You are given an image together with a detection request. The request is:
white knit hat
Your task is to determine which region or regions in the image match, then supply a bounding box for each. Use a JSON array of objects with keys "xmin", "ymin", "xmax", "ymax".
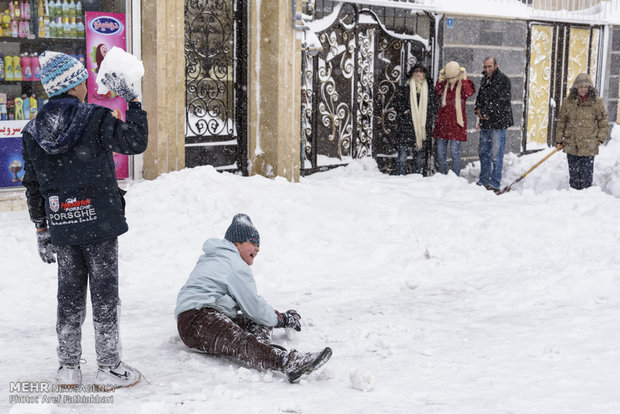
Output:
[
  {"xmin": 444, "ymin": 61, "xmax": 461, "ymax": 79},
  {"xmin": 40, "ymin": 51, "xmax": 89, "ymax": 97}
]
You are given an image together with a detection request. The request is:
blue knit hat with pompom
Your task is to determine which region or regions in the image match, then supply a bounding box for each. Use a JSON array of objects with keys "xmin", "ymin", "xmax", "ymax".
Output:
[{"xmin": 40, "ymin": 51, "xmax": 89, "ymax": 97}]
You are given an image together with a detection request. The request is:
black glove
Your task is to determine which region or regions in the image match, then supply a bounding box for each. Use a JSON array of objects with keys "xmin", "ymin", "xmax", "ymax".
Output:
[
  {"xmin": 101, "ymin": 72, "xmax": 138, "ymax": 102},
  {"xmin": 275, "ymin": 309, "xmax": 301, "ymax": 332},
  {"xmin": 37, "ymin": 229, "xmax": 56, "ymax": 264}
]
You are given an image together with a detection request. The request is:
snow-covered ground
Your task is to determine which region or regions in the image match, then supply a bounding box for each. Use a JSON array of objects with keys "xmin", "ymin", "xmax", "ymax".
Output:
[{"xmin": 2, "ymin": 126, "xmax": 620, "ymax": 414}]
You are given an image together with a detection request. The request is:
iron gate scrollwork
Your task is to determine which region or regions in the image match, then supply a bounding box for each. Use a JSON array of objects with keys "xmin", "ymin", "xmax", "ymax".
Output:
[
  {"xmin": 185, "ymin": 0, "xmax": 247, "ymax": 173},
  {"xmin": 301, "ymin": 3, "xmax": 433, "ymax": 175}
]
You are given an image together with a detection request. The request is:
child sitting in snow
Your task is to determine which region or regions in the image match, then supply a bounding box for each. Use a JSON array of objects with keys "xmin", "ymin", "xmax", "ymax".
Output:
[{"xmin": 175, "ymin": 214, "xmax": 332, "ymax": 382}]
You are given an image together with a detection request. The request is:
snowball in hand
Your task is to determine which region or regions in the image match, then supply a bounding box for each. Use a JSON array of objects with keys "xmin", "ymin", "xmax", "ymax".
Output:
[{"xmin": 95, "ymin": 47, "xmax": 144, "ymax": 95}]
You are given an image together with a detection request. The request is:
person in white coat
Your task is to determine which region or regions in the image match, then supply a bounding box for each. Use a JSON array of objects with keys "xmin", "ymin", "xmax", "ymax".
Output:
[{"xmin": 175, "ymin": 214, "xmax": 332, "ymax": 382}]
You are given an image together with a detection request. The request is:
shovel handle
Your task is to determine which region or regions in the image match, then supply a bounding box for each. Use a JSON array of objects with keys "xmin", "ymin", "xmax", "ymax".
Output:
[
  {"xmin": 497, "ymin": 148, "xmax": 559, "ymax": 194},
  {"xmin": 519, "ymin": 148, "xmax": 559, "ymax": 180}
]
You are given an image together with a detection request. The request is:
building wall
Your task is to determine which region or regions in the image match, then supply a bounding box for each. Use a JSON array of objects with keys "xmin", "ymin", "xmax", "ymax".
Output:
[
  {"xmin": 141, "ymin": 0, "xmax": 185, "ymax": 180},
  {"xmin": 439, "ymin": 16, "xmax": 528, "ymax": 162},
  {"xmin": 608, "ymin": 26, "xmax": 620, "ymax": 124},
  {"xmin": 247, "ymin": 0, "xmax": 302, "ymax": 182}
]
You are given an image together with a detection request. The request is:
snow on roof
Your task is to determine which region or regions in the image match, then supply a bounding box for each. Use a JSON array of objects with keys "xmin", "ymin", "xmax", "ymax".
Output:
[{"xmin": 332, "ymin": 0, "xmax": 620, "ymax": 24}]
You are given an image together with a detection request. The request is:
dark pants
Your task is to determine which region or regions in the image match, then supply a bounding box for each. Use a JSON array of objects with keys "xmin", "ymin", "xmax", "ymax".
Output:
[
  {"xmin": 177, "ymin": 308, "xmax": 286, "ymax": 371},
  {"xmin": 55, "ymin": 238, "xmax": 120, "ymax": 367},
  {"xmin": 567, "ymin": 154, "xmax": 594, "ymax": 190}
]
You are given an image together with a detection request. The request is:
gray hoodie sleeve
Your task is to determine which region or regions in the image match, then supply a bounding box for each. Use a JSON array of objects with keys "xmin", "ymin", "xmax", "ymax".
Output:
[{"xmin": 227, "ymin": 265, "xmax": 278, "ymax": 327}]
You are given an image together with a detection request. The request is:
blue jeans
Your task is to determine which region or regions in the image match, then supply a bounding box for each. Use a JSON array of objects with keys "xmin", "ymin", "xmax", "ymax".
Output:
[
  {"xmin": 436, "ymin": 139, "xmax": 461, "ymax": 175},
  {"xmin": 396, "ymin": 145, "xmax": 423, "ymax": 175},
  {"xmin": 567, "ymin": 154, "xmax": 594, "ymax": 189},
  {"xmin": 478, "ymin": 129, "xmax": 507, "ymax": 189}
]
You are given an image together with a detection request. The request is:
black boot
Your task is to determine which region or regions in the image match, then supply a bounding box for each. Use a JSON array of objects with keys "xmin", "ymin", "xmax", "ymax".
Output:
[{"xmin": 283, "ymin": 347, "xmax": 332, "ymax": 383}]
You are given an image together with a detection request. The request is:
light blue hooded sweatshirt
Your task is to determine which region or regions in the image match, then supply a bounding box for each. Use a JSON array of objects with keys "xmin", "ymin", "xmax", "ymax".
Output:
[{"xmin": 174, "ymin": 238, "xmax": 278, "ymax": 326}]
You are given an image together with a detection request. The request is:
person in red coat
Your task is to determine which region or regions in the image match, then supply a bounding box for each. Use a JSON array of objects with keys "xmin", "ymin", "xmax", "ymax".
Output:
[{"xmin": 432, "ymin": 61, "xmax": 476, "ymax": 175}]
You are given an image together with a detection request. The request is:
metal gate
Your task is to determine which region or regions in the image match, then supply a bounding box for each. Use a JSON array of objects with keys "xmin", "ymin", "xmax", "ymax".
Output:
[
  {"xmin": 301, "ymin": 3, "xmax": 434, "ymax": 175},
  {"xmin": 525, "ymin": 22, "xmax": 602, "ymax": 149},
  {"xmin": 184, "ymin": 0, "xmax": 248, "ymax": 173}
]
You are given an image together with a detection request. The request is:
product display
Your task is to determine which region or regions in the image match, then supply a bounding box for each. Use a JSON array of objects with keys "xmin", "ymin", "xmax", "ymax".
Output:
[{"xmin": 1, "ymin": 0, "xmax": 129, "ymax": 189}]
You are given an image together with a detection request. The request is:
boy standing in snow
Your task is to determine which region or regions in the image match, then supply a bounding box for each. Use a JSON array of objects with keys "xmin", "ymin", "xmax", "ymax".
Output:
[
  {"xmin": 21, "ymin": 51, "xmax": 148, "ymax": 388},
  {"xmin": 175, "ymin": 214, "xmax": 332, "ymax": 383}
]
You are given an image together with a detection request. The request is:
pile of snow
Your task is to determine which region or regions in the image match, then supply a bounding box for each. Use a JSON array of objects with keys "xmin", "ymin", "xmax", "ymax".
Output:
[{"xmin": 1, "ymin": 125, "xmax": 619, "ymax": 413}]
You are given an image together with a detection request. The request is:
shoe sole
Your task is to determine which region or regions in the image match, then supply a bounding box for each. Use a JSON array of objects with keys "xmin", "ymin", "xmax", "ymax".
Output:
[
  {"xmin": 287, "ymin": 347, "xmax": 332, "ymax": 383},
  {"xmin": 94, "ymin": 373, "xmax": 141, "ymax": 391}
]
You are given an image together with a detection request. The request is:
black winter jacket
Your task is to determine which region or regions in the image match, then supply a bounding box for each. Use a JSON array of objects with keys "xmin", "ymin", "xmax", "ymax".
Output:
[
  {"xmin": 22, "ymin": 95, "xmax": 148, "ymax": 245},
  {"xmin": 392, "ymin": 78, "xmax": 438, "ymax": 148},
  {"xmin": 475, "ymin": 68, "xmax": 514, "ymax": 130}
]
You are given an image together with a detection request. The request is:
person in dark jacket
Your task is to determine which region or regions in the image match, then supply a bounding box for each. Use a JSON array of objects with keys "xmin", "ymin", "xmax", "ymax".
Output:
[
  {"xmin": 555, "ymin": 73, "xmax": 609, "ymax": 189},
  {"xmin": 175, "ymin": 214, "xmax": 332, "ymax": 383},
  {"xmin": 21, "ymin": 51, "xmax": 148, "ymax": 389},
  {"xmin": 392, "ymin": 63, "xmax": 438, "ymax": 175},
  {"xmin": 475, "ymin": 57, "xmax": 514, "ymax": 192}
]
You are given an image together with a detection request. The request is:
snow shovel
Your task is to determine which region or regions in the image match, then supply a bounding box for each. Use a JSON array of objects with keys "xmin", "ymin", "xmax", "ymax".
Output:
[{"xmin": 497, "ymin": 148, "xmax": 559, "ymax": 195}]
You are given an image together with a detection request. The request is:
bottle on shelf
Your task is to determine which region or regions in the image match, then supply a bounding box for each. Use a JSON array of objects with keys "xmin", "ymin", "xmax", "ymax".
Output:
[
  {"xmin": 76, "ymin": 49, "xmax": 84, "ymax": 65},
  {"xmin": 69, "ymin": 16, "xmax": 76, "ymax": 37},
  {"xmin": 21, "ymin": 52, "xmax": 32, "ymax": 81},
  {"xmin": 76, "ymin": 16, "xmax": 84, "ymax": 37},
  {"xmin": 44, "ymin": 14, "xmax": 50, "ymax": 37},
  {"xmin": 38, "ymin": 16, "xmax": 45, "ymax": 37},
  {"xmin": 0, "ymin": 50, "xmax": 4, "ymax": 81},
  {"xmin": 31, "ymin": 52, "xmax": 40, "ymax": 81},
  {"xmin": 22, "ymin": 94, "xmax": 29, "ymax": 119},
  {"xmin": 55, "ymin": 16, "xmax": 63, "ymax": 37},
  {"xmin": 2, "ymin": 11, "xmax": 12, "ymax": 29},
  {"xmin": 29, "ymin": 94, "xmax": 37, "ymax": 119},
  {"xmin": 37, "ymin": 0, "xmax": 44, "ymax": 16},
  {"xmin": 49, "ymin": 16, "xmax": 56, "ymax": 37},
  {"xmin": 62, "ymin": 16, "xmax": 69, "ymax": 38},
  {"xmin": 48, "ymin": 0, "xmax": 57, "ymax": 19},
  {"xmin": 9, "ymin": 1, "xmax": 15, "ymax": 20},
  {"xmin": 76, "ymin": 0, "xmax": 81, "ymax": 17},
  {"xmin": 62, "ymin": 0, "xmax": 69, "ymax": 19},
  {"xmin": 11, "ymin": 19, "xmax": 19, "ymax": 37},
  {"xmin": 4, "ymin": 54, "xmax": 13, "ymax": 81},
  {"xmin": 23, "ymin": 0, "xmax": 31, "ymax": 20},
  {"xmin": 68, "ymin": 0, "xmax": 75, "ymax": 18},
  {"xmin": 14, "ymin": 96, "xmax": 23, "ymax": 120},
  {"xmin": 8, "ymin": 99, "xmax": 15, "ymax": 120},
  {"xmin": 13, "ymin": 55, "xmax": 22, "ymax": 80},
  {"xmin": 0, "ymin": 93, "xmax": 7, "ymax": 121},
  {"xmin": 19, "ymin": 18, "xmax": 30, "ymax": 38},
  {"xmin": 14, "ymin": 1, "xmax": 21, "ymax": 19}
]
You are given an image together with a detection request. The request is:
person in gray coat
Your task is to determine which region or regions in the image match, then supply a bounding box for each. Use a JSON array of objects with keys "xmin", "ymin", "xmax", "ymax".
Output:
[{"xmin": 175, "ymin": 214, "xmax": 332, "ymax": 383}]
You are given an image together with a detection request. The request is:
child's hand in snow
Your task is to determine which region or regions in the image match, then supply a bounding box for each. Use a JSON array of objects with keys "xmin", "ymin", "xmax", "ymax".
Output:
[{"xmin": 101, "ymin": 72, "xmax": 139, "ymax": 102}]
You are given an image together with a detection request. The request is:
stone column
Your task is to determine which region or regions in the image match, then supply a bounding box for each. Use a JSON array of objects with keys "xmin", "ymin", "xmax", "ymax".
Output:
[
  {"xmin": 141, "ymin": 0, "xmax": 186, "ymax": 180},
  {"xmin": 248, "ymin": 0, "xmax": 302, "ymax": 182}
]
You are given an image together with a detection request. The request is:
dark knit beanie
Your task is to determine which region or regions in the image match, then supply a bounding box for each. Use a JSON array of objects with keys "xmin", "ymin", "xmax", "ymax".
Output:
[{"xmin": 224, "ymin": 214, "xmax": 260, "ymax": 247}]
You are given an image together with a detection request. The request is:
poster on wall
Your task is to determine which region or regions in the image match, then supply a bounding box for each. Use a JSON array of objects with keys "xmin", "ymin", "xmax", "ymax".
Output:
[
  {"xmin": 0, "ymin": 121, "xmax": 29, "ymax": 188},
  {"xmin": 85, "ymin": 11, "xmax": 129, "ymax": 179}
]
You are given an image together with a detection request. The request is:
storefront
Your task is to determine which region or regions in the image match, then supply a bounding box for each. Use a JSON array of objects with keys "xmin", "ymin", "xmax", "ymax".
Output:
[{"xmin": 0, "ymin": 0, "xmax": 139, "ymax": 196}]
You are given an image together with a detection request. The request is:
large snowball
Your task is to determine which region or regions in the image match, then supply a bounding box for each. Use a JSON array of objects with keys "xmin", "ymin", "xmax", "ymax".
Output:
[{"xmin": 95, "ymin": 47, "xmax": 145, "ymax": 95}]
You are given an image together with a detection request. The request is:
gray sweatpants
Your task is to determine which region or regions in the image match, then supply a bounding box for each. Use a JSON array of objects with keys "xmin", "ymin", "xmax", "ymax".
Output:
[
  {"xmin": 177, "ymin": 308, "xmax": 287, "ymax": 371},
  {"xmin": 55, "ymin": 238, "xmax": 121, "ymax": 367}
]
